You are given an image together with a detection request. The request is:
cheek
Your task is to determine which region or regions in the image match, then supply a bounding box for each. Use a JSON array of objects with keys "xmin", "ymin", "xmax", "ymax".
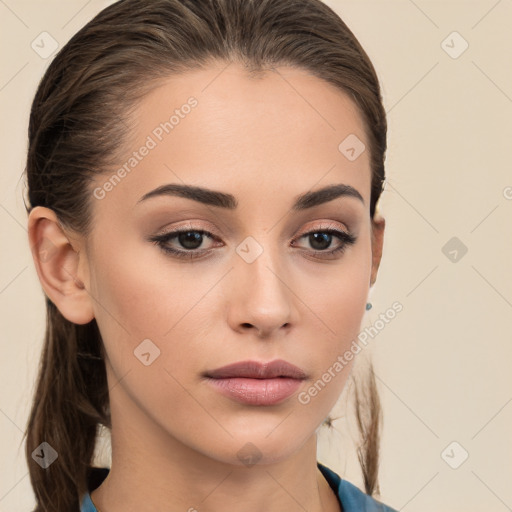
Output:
[
  {"xmin": 87, "ymin": 232, "xmax": 223, "ymax": 394},
  {"xmin": 300, "ymin": 232, "xmax": 372, "ymax": 338},
  {"xmin": 86, "ymin": 233, "xmax": 166, "ymax": 360},
  {"xmin": 296, "ymin": 233, "xmax": 372, "ymax": 396},
  {"xmin": 88, "ymin": 224, "xmax": 178, "ymax": 326}
]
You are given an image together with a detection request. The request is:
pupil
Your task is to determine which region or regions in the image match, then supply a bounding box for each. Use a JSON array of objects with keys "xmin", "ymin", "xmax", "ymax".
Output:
[
  {"xmin": 179, "ymin": 231, "xmax": 202, "ymax": 249},
  {"xmin": 310, "ymin": 233, "xmax": 331, "ymax": 250}
]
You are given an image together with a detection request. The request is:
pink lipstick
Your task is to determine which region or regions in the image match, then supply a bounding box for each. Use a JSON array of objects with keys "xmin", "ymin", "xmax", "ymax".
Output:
[{"xmin": 204, "ymin": 359, "xmax": 307, "ymax": 406}]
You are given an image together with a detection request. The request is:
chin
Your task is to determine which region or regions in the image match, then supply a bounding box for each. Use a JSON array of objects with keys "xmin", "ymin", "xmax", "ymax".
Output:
[{"xmin": 209, "ymin": 427, "xmax": 312, "ymax": 468}]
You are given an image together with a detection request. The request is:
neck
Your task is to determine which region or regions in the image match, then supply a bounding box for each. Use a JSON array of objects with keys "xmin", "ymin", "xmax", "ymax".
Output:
[{"xmin": 91, "ymin": 435, "xmax": 339, "ymax": 512}]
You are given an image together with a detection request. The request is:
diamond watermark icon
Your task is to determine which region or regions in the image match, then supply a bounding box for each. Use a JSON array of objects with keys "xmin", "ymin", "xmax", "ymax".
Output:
[
  {"xmin": 441, "ymin": 441, "xmax": 469, "ymax": 469},
  {"xmin": 236, "ymin": 442, "xmax": 262, "ymax": 467},
  {"xmin": 32, "ymin": 442, "xmax": 58, "ymax": 469},
  {"xmin": 236, "ymin": 236, "xmax": 264, "ymax": 264},
  {"xmin": 37, "ymin": 237, "xmax": 58, "ymax": 263},
  {"xmin": 31, "ymin": 31, "xmax": 59, "ymax": 59},
  {"xmin": 338, "ymin": 134, "xmax": 366, "ymax": 161},
  {"xmin": 134, "ymin": 338, "xmax": 161, "ymax": 366},
  {"xmin": 441, "ymin": 31, "xmax": 469, "ymax": 59},
  {"xmin": 442, "ymin": 236, "xmax": 468, "ymax": 263}
]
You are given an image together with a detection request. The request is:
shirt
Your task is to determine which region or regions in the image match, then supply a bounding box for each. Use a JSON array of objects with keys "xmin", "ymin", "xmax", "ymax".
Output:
[{"xmin": 80, "ymin": 462, "xmax": 399, "ymax": 512}]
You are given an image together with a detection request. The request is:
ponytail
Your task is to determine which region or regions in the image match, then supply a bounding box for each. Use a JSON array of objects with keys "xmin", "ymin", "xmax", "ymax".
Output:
[{"xmin": 23, "ymin": 300, "xmax": 109, "ymax": 511}]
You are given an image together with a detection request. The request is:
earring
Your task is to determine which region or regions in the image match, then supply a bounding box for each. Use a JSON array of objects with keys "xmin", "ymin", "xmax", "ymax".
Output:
[{"xmin": 365, "ymin": 302, "xmax": 372, "ymax": 311}]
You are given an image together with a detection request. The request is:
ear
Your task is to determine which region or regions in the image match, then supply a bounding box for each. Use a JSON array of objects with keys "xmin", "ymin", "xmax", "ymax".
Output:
[
  {"xmin": 369, "ymin": 214, "xmax": 385, "ymax": 287},
  {"xmin": 27, "ymin": 206, "xmax": 94, "ymax": 324}
]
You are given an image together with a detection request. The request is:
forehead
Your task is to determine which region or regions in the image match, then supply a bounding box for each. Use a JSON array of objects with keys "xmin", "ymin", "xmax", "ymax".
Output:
[{"xmin": 94, "ymin": 62, "xmax": 371, "ymax": 214}]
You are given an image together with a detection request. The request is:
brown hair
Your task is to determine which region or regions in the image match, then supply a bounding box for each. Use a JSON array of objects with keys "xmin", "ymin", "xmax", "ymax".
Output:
[{"xmin": 23, "ymin": 0, "xmax": 387, "ymax": 510}]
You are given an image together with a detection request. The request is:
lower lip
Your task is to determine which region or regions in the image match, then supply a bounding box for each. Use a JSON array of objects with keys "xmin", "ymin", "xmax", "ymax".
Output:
[{"xmin": 206, "ymin": 377, "xmax": 304, "ymax": 405}]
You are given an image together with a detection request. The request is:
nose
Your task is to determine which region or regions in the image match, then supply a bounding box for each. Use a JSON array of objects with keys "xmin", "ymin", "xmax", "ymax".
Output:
[{"xmin": 226, "ymin": 241, "xmax": 297, "ymax": 338}]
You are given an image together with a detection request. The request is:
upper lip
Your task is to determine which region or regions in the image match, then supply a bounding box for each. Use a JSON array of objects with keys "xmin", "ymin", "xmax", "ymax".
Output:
[{"xmin": 205, "ymin": 359, "xmax": 307, "ymax": 379}]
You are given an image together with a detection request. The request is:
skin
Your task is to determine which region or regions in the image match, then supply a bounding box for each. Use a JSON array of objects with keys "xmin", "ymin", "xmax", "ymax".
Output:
[{"xmin": 28, "ymin": 62, "xmax": 384, "ymax": 512}]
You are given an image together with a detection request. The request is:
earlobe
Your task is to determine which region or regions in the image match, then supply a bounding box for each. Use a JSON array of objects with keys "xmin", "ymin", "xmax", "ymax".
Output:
[
  {"xmin": 27, "ymin": 206, "xmax": 94, "ymax": 325},
  {"xmin": 369, "ymin": 214, "xmax": 385, "ymax": 287}
]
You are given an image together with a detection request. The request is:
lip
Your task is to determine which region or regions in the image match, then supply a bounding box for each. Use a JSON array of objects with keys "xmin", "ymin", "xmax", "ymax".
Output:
[
  {"xmin": 205, "ymin": 359, "xmax": 307, "ymax": 379},
  {"xmin": 204, "ymin": 359, "xmax": 307, "ymax": 406}
]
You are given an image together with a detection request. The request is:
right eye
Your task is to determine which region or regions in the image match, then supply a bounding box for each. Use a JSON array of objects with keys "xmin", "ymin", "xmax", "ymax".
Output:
[{"xmin": 149, "ymin": 227, "xmax": 222, "ymax": 260}]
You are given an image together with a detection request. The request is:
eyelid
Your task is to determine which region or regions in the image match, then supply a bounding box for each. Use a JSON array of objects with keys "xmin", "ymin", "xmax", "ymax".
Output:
[
  {"xmin": 296, "ymin": 220, "xmax": 349, "ymax": 236},
  {"xmin": 152, "ymin": 219, "xmax": 220, "ymax": 235}
]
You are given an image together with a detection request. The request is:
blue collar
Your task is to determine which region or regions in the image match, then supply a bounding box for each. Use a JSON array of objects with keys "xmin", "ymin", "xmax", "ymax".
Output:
[{"xmin": 317, "ymin": 462, "xmax": 398, "ymax": 511}]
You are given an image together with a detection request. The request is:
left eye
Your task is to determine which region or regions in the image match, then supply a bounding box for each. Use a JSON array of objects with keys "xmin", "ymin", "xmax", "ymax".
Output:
[
  {"xmin": 150, "ymin": 226, "xmax": 356, "ymax": 260},
  {"xmin": 292, "ymin": 228, "xmax": 357, "ymax": 258},
  {"xmin": 295, "ymin": 229, "xmax": 356, "ymax": 252}
]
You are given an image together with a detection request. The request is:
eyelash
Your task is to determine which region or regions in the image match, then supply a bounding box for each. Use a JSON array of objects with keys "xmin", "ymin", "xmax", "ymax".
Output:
[{"xmin": 149, "ymin": 224, "xmax": 357, "ymax": 261}]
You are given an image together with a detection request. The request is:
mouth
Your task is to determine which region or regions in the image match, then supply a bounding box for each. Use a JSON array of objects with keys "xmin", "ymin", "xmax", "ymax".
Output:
[{"xmin": 203, "ymin": 359, "xmax": 307, "ymax": 406}]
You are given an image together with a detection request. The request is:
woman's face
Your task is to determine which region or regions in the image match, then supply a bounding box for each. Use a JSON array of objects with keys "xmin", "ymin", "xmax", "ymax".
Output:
[{"xmin": 81, "ymin": 62, "xmax": 383, "ymax": 466}]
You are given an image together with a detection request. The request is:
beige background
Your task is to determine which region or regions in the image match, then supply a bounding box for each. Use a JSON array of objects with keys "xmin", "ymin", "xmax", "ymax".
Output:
[{"xmin": 1, "ymin": 1, "xmax": 511, "ymax": 511}]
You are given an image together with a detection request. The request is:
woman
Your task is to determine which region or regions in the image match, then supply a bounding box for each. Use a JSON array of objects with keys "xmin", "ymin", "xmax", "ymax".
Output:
[{"xmin": 24, "ymin": 0, "xmax": 398, "ymax": 510}]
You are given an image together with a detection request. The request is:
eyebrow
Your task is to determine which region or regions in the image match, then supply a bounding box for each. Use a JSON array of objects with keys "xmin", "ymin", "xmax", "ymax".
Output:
[{"xmin": 137, "ymin": 182, "xmax": 364, "ymax": 210}]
